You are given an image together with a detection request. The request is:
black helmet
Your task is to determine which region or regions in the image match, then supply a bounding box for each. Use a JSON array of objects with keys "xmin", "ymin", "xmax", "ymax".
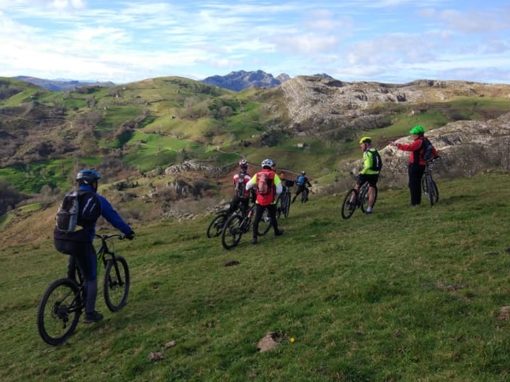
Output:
[{"xmin": 76, "ymin": 169, "xmax": 101, "ymax": 185}]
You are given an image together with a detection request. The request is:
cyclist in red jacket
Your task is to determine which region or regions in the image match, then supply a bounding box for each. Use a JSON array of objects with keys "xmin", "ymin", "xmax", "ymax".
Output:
[
  {"xmin": 392, "ymin": 125, "xmax": 438, "ymax": 206},
  {"xmin": 246, "ymin": 158, "xmax": 284, "ymax": 244}
]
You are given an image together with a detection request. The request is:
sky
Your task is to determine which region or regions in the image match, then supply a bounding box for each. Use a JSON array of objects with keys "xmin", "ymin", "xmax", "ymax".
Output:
[{"xmin": 1, "ymin": 0, "xmax": 509, "ymax": 84}]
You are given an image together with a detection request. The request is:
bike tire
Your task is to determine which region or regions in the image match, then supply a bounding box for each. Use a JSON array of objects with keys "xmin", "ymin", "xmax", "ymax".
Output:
[
  {"xmin": 422, "ymin": 176, "xmax": 439, "ymax": 206},
  {"xmin": 341, "ymin": 189, "xmax": 357, "ymax": 219},
  {"xmin": 104, "ymin": 256, "xmax": 130, "ymax": 312},
  {"xmin": 427, "ymin": 178, "xmax": 439, "ymax": 206},
  {"xmin": 37, "ymin": 278, "xmax": 81, "ymax": 346},
  {"xmin": 221, "ymin": 214, "xmax": 243, "ymax": 250},
  {"xmin": 206, "ymin": 213, "xmax": 226, "ymax": 238},
  {"xmin": 258, "ymin": 208, "xmax": 272, "ymax": 236},
  {"xmin": 360, "ymin": 185, "xmax": 378, "ymax": 213},
  {"xmin": 283, "ymin": 193, "xmax": 291, "ymax": 218}
]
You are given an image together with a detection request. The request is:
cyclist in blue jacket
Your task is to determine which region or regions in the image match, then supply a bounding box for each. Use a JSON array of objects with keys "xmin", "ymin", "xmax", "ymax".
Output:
[{"xmin": 54, "ymin": 169, "xmax": 134, "ymax": 323}]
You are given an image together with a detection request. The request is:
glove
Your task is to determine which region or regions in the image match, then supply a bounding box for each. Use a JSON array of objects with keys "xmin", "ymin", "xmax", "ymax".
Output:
[{"xmin": 125, "ymin": 231, "xmax": 135, "ymax": 240}]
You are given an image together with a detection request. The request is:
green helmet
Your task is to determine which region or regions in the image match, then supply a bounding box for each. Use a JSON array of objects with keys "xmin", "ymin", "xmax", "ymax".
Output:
[{"xmin": 409, "ymin": 125, "xmax": 425, "ymax": 135}]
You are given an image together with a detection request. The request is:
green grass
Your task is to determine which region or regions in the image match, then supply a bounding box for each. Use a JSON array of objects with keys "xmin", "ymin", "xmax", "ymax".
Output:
[
  {"xmin": 0, "ymin": 158, "xmax": 101, "ymax": 193},
  {"xmin": 2, "ymin": 173, "xmax": 510, "ymax": 381}
]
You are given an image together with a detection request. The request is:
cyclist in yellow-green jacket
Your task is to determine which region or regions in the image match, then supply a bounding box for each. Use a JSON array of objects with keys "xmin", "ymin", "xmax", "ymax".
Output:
[{"xmin": 353, "ymin": 137, "xmax": 382, "ymax": 214}]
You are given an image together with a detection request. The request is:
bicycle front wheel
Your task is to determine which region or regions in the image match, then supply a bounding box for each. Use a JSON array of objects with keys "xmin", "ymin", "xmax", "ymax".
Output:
[
  {"xmin": 37, "ymin": 278, "xmax": 81, "ymax": 346},
  {"xmin": 422, "ymin": 176, "xmax": 439, "ymax": 206},
  {"xmin": 221, "ymin": 214, "xmax": 243, "ymax": 250},
  {"xmin": 341, "ymin": 189, "xmax": 357, "ymax": 219},
  {"xmin": 104, "ymin": 256, "xmax": 130, "ymax": 312},
  {"xmin": 207, "ymin": 213, "xmax": 226, "ymax": 238}
]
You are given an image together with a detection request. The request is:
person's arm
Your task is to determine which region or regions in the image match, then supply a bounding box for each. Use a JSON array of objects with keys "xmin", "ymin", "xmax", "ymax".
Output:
[
  {"xmin": 306, "ymin": 177, "xmax": 312, "ymax": 187},
  {"xmin": 97, "ymin": 195, "xmax": 134, "ymax": 236},
  {"xmin": 246, "ymin": 174, "xmax": 257, "ymax": 190},
  {"xmin": 396, "ymin": 139, "xmax": 422, "ymax": 152},
  {"xmin": 274, "ymin": 174, "xmax": 283, "ymax": 195}
]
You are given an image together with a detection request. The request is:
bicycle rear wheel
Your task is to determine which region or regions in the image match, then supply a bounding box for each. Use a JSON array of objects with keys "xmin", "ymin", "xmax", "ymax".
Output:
[
  {"xmin": 283, "ymin": 193, "xmax": 291, "ymax": 218},
  {"xmin": 104, "ymin": 256, "xmax": 130, "ymax": 312},
  {"xmin": 258, "ymin": 208, "xmax": 272, "ymax": 236},
  {"xmin": 341, "ymin": 189, "xmax": 357, "ymax": 219},
  {"xmin": 206, "ymin": 213, "xmax": 226, "ymax": 238},
  {"xmin": 37, "ymin": 278, "xmax": 81, "ymax": 346},
  {"xmin": 360, "ymin": 185, "xmax": 378, "ymax": 213},
  {"xmin": 221, "ymin": 214, "xmax": 243, "ymax": 250}
]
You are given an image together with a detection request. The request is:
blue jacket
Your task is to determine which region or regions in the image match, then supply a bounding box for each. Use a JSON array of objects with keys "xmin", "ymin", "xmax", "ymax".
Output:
[{"xmin": 79, "ymin": 184, "xmax": 133, "ymax": 241}]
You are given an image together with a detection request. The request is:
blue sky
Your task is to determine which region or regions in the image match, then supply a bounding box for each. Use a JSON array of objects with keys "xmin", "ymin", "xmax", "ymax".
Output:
[{"xmin": 0, "ymin": 0, "xmax": 509, "ymax": 84}]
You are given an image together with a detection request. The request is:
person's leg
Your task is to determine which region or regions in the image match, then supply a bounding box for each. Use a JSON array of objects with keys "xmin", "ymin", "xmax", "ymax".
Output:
[
  {"xmin": 228, "ymin": 196, "xmax": 240, "ymax": 214},
  {"xmin": 75, "ymin": 242, "xmax": 101, "ymax": 321},
  {"xmin": 67, "ymin": 254, "xmax": 76, "ymax": 280},
  {"xmin": 267, "ymin": 204, "xmax": 282, "ymax": 235},
  {"xmin": 292, "ymin": 187, "xmax": 302, "ymax": 203},
  {"xmin": 415, "ymin": 165, "xmax": 425, "ymax": 205},
  {"xmin": 408, "ymin": 165, "xmax": 421, "ymax": 205},
  {"xmin": 252, "ymin": 204, "xmax": 264, "ymax": 244}
]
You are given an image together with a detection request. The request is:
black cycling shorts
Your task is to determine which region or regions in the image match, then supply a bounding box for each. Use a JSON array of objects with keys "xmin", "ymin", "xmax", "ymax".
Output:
[{"xmin": 357, "ymin": 174, "xmax": 379, "ymax": 187}]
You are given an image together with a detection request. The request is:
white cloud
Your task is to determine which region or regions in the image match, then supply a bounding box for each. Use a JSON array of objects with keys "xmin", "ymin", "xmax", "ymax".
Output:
[{"xmin": 272, "ymin": 34, "xmax": 339, "ymax": 55}]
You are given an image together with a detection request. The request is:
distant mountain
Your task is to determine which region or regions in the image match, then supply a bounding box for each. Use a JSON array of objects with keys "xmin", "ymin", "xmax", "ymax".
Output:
[
  {"xmin": 201, "ymin": 70, "xmax": 290, "ymax": 91},
  {"xmin": 14, "ymin": 76, "xmax": 114, "ymax": 91}
]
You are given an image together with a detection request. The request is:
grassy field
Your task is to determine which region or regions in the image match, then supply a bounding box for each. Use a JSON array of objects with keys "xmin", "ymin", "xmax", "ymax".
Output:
[{"xmin": 2, "ymin": 173, "xmax": 510, "ymax": 381}]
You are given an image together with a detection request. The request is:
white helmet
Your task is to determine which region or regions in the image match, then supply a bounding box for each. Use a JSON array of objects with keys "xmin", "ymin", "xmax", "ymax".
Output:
[{"xmin": 261, "ymin": 158, "xmax": 274, "ymax": 168}]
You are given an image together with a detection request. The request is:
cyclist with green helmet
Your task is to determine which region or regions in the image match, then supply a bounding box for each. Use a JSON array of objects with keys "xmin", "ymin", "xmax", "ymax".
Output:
[
  {"xmin": 392, "ymin": 125, "xmax": 438, "ymax": 206},
  {"xmin": 352, "ymin": 137, "xmax": 381, "ymax": 214}
]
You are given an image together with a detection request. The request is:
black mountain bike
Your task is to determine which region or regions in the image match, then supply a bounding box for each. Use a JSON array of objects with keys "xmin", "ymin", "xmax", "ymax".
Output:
[
  {"xmin": 276, "ymin": 184, "xmax": 292, "ymax": 218},
  {"xmin": 221, "ymin": 204, "xmax": 272, "ymax": 250},
  {"xmin": 422, "ymin": 160, "xmax": 439, "ymax": 206},
  {"xmin": 341, "ymin": 181, "xmax": 378, "ymax": 219},
  {"xmin": 206, "ymin": 208, "xmax": 232, "ymax": 238},
  {"xmin": 37, "ymin": 234, "xmax": 130, "ymax": 346}
]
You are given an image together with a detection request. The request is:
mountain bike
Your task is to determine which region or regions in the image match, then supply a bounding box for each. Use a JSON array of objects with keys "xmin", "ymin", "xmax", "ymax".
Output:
[
  {"xmin": 37, "ymin": 234, "xmax": 130, "ymax": 346},
  {"xmin": 422, "ymin": 159, "xmax": 439, "ymax": 206},
  {"xmin": 276, "ymin": 184, "xmax": 292, "ymax": 218},
  {"xmin": 206, "ymin": 205, "xmax": 234, "ymax": 239},
  {"xmin": 341, "ymin": 181, "xmax": 378, "ymax": 219},
  {"xmin": 221, "ymin": 204, "xmax": 272, "ymax": 250}
]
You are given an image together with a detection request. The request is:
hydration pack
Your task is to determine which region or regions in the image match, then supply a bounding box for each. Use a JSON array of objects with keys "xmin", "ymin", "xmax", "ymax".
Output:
[
  {"xmin": 257, "ymin": 171, "xmax": 274, "ymax": 196},
  {"xmin": 235, "ymin": 172, "xmax": 247, "ymax": 198},
  {"xmin": 368, "ymin": 149, "xmax": 383, "ymax": 172},
  {"xmin": 422, "ymin": 138, "xmax": 437, "ymax": 162},
  {"xmin": 296, "ymin": 175, "xmax": 306, "ymax": 186},
  {"xmin": 55, "ymin": 191, "xmax": 101, "ymax": 233}
]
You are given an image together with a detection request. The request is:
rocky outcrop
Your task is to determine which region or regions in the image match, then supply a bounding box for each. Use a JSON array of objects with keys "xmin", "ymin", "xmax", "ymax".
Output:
[
  {"xmin": 280, "ymin": 76, "xmax": 510, "ymax": 134},
  {"xmin": 378, "ymin": 112, "xmax": 510, "ymax": 187},
  {"xmin": 164, "ymin": 160, "xmax": 223, "ymax": 176}
]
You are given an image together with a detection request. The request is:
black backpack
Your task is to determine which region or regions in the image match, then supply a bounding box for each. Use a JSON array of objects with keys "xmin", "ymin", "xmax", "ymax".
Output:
[
  {"xmin": 55, "ymin": 190, "xmax": 101, "ymax": 233},
  {"xmin": 368, "ymin": 149, "xmax": 383, "ymax": 172},
  {"xmin": 422, "ymin": 138, "xmax": 436, "ymax": 161}
]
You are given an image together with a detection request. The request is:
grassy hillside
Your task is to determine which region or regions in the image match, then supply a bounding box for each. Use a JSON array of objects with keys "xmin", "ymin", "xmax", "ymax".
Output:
[
  {"xmin": 2, "ymin": 173, "xmax": 510, "ymax": 381},
  {"xmin": 2, "ymin": 75, "xmax": 510, "ymax": 197}
]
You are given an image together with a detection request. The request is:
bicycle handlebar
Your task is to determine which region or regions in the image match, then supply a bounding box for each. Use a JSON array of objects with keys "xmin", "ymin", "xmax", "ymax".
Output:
[{"xmin": 95, "ymin": 233, "xmax": 125, "ymax": 241}]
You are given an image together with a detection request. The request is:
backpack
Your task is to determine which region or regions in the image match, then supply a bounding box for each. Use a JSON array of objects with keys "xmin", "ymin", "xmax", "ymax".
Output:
[
  {"xmin": 55, "ymin": 191, "xmax": 101, "ymax": 233},
  {"xmin": 368, "ymin": 149, "xmax": 383, "ymax": 172},
  {"xmin": 235, "ymin": 172, "xmax": 247, "ymax": 198},
  {"xmin": 296, "ymin": 175, "xmax": 306, "ymax": 186},
  {"xmin": 422, "ymin": 138, "xmax": 437, "ymax": 161},
  {"xmin": 257, "ymin": 171, "xmax": 274, "ymax": 196}
]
